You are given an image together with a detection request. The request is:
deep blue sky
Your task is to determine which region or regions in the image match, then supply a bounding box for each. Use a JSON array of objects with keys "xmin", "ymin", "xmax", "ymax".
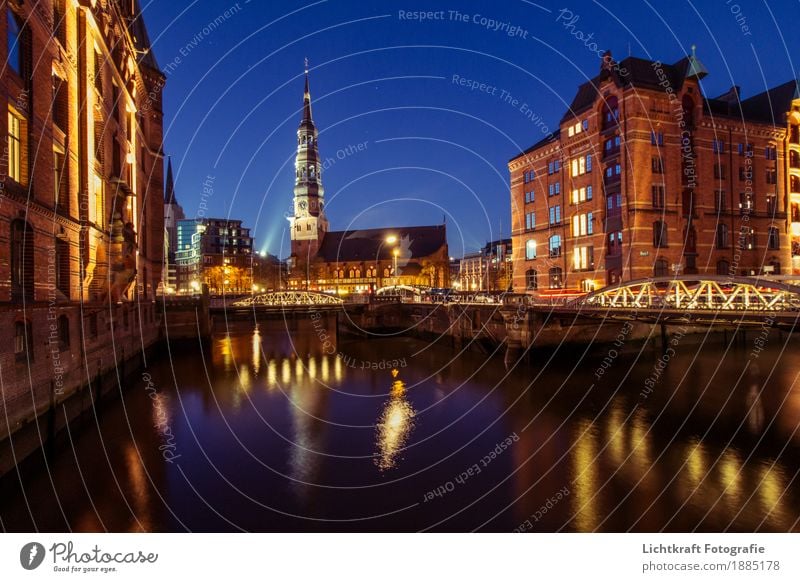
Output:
[{"xmin": 141, "ymin": 0, "xmax": 800, "ymax": 258}]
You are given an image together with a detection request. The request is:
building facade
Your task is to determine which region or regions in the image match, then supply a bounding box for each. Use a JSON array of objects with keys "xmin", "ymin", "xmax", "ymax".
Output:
[
  {"xmin": 287, "ymin": 66, "xmax": 449, "ymax": 293},
  {"xmin": 509, "ymin": 50, "xmax": 796, "ymax": 294},
  {"xmin": 1, "ymin": 0, "xmax": 164, "ymax": 465},
  {"xmin": 175, "ymin": 217, "xmax": 256, "ymax": 294},
  {"xmin": 459, "ymin": 239, "xmax": 512, "ymax": 292}
]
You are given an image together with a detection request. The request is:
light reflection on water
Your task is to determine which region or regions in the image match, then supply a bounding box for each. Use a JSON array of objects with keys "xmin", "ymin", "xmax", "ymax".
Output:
[{"xmin": 1, "ymin": 321, "xmax": 799, "ymax": 532}]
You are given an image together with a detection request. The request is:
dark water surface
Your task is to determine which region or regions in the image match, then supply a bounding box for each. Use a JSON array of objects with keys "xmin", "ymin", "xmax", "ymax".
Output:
[{"xmin": 2, "ymin": 320, "xmax": 799, "ymax": 532}]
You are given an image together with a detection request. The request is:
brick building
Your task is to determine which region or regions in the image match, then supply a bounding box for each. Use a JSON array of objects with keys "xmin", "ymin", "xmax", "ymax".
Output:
[
  {"xmin": 1, "ymin": 1, "xmax": 165, "ymax": 468},
  {"xmin": 509, "ymin": 50, "xmax": 796, "ymax": 294},
  {"xmin": 458, "ymin": 239, "xmax": 512, "ymax": 292}
]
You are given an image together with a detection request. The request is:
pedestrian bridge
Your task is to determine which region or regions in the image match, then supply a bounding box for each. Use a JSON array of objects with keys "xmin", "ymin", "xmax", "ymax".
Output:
[
  {"xmin": 575, "ymin": 276, "xmax": 800, "ymax": 312},
  {"xmin": 230, "ymin": 291, "xmax": 343, "ymax": 308}
]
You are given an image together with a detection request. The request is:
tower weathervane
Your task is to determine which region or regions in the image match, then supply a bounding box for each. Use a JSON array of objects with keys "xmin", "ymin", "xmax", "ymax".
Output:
[{"xmin": 304, "ymin": 57, "xmax": 309, "ymax": 74}]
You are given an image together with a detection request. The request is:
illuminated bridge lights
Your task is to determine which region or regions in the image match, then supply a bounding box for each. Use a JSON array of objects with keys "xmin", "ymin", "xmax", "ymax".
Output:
[
  {"xmin": 577, "ymin": 276, "xmax": 800, "ymax": 312},
  {"xmin": 231, "ymin": 291, "xmax": 344, "ymax": 307}
]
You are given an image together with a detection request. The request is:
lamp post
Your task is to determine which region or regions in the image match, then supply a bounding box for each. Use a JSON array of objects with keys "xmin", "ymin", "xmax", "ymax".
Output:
[
  {"xmin": 382, "ymin": 235, "xmax": 398, "ymax": 290},
  {"xmin": 392, "ymin": 248, "xmax": 400, "ymax": 287}
]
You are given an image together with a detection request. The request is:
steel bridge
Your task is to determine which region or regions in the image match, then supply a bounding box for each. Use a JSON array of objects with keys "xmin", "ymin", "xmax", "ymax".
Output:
[
  {"xmin": 575, "ymin": 276, "xmax": 800, "ymax": 311},
  {"xmin": 230, "ymin": 291, "xmax": 344, "ymax": 308}
]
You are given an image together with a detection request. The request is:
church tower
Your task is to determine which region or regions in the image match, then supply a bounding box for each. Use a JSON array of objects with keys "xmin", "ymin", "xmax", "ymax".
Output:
[{"xmin": 289, "ymin": 61, "xmax": 328, "ymax": 265}]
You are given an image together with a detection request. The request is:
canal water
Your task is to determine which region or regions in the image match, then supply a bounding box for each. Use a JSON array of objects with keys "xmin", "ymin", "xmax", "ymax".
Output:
[{"xmin": 1, "ymin": 319, "xmax": 799, "ymax": 532}]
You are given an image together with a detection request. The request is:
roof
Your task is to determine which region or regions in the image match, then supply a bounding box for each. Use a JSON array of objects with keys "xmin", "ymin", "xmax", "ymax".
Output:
[
  {"xmin": 731, "ymin": 79, "xmax": 799, "ymax": 124},
  {"xmin": 316, "ymin": 225, "xmax": 447, "ymax": 263},
  {"xmin": 121, "ymin": 0, "xmax": 160, "ymax": 71}
]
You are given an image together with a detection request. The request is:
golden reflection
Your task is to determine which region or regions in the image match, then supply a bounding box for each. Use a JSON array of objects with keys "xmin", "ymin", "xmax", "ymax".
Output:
[
  {"xmin": 267, "ymin": 360, "xmax": 277, "ymax": 389},
  {"xmin": 375, "ymin": 369, "xmax": 416, "ymax": 471},
  {"xmin": 308, "ymin": 356, "xmax": 317, "ymax": 380},
  {"xmin": 758, "ymin": 464, "xmax": 786, "ymax": 526},
  {"xmin": 719, "ymin": 449, "xmax": 743, "ymax": 507},
  {"xmin": 239, "ymin": 365, "xmax": 251, "ymax": 393},
  {"xmin": 124, "ymin": 445, "xmax": 151, "ymax": 532},
  {"xmin": 571, "ymin": 417, "xmax": 600, "ymax": 532},
  {"xmin": 281, "ymin": 359, "xmax": 291, "ymax": 385},
  {"xmin": 251, "ymin": 327, "xmax": 261, "ymax": 375},
  {"xmin": 295, "ymin": 358, "xmax": 304, "ymax": 381},
  {"xmin": 334, "ymin": 356, "xmax": 343, "ymax": 382},
  {"xmin": 320, "ymin": 355, "xmax": 330, "ymax": 383},
  {"xmin": 685, "ymin": 439, "xmax": 706, "ymax": 492},
  {"xmin": 606, "ymin": 404, "xmax": 625, "ymax": 466},
  {"xmin": 218, "ymin": 334, "xmax": 233, "ymax": 371},
  {"xmin": 628, "ymin": 408, "xmax": 653, "ymax": 486}
]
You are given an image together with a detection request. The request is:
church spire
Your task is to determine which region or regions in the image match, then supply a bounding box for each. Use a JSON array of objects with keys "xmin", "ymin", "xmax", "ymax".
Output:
[
  {"xmin": 164, "ymin": 156, "xmax": 177, "ymax": 205},
  {"xmin": 301, "ymin": 57, "xmax": 313, "ymax": 127}
]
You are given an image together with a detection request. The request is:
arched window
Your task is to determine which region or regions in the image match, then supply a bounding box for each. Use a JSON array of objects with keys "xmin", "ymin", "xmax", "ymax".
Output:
[
  {"xmin": 58, "ymin": 315, "xmax": 70, "ymax": 351},
  {"xmin": 653, "ymin": 258, "xmax": 669, "ymax": 277},
  {"xmin": 791, "ymin": 150, "xmax": 800, "ymax": 169},
  {"xmin": 348, "ymin": 269, "xmax": 354, "ymax": 278},
  {"xmin": 525, "ymin": 269, "xmax": 538, "ymax": 290},
  {"xmin": 715, "ymin": 224, "xmax": 729, "ymax": 249},
  {"xmin": 652, "ymin": 220, "xmax": 668, "ymax": 248},
  {"xmin": 684, "ymin": 225, "xmax": 697, "ymax": 253},
  {"xmin": 7, "ymin": 8, "xmax": 22, "ymax": 75},
  {"xmin": 716, "ymin": 259, "xmax": 730, "ymax": 276},
  {"xmin": 383, "ymin": 268, "xmax": 390, "ymax": 277},
  {"xmin": 355, "ymin": 268, "xmax": 361, "ymax": 278},
  {"xmin": 525, "ymin": 239, "xmax": 537, "ymax": 260},
  {"xmin": 11, "ymin": 220, "xmax": 34, "ymax": 302},
  {"xmin": 769, "ymin": 259, "xmax": 782, "ymax": 275},
  {"xmin": 548, "ymin": 267, "xmax": 563, "ymax": 289},
  {"xmin": 55, "ymin": 238, "xmax": 70, "ymax": 297},
  {"xmin": 792, "ymin": 175, "xmax": 800, "ymax": 194}
]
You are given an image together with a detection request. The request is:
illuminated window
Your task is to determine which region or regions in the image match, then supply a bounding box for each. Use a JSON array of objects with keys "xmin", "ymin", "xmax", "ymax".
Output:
[
  {"xmin": 7, "ymin": 8, "xmax": 21, "ymax": 75},
  {"xmin": 8, "ymin": 108, "xmax": 23, "ymax": 183},
  {"xmin": 525, "ymin": 239, "xmax": 537, "ymax": 260}
]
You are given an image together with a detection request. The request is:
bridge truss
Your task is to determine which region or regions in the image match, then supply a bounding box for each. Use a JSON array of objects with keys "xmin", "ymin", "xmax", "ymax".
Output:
[
  {"xmin": 578, "ymin": 276, "xmax": 800, "ymax": 312},
  {"xmin": 231, "ymin": 291, "xmax": 344, "ymax": 307}
]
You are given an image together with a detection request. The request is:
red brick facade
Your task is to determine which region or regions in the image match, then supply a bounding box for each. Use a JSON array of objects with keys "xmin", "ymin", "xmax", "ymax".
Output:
[{"xmin": 510, "ymin": 51, "xmax": 796, "ymax": 294}]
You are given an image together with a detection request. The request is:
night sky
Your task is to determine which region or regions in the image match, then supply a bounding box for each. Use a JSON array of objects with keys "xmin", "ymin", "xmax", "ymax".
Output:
[{"xmin": 141, "ymin": 0, "xmax": 800, "ymax": 258}]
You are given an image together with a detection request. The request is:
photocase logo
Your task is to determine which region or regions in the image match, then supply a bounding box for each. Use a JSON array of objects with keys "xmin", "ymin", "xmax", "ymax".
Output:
[{"xmin": 20, "ymin": 542, "xmax": 46, "ymax": 570}]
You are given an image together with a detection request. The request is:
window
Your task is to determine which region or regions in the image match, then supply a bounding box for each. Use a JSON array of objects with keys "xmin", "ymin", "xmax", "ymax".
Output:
[
  {"xmin": 715, "ymin": 224, "xmax": 729, "ymax": 249},
  {"xmin": 525, "ymin": 239, "xmax": 537, "ymax": 260},
  {"xmin": 768, "ymin": 227, "xmax": 780, "ymax": 250},
  {"xmin": 547, "ymin": 160, "xmax": 561, "ymax": 175},
  {"xmin": 766, "ymin": 194, "xmax": 777, "ymax": 216},
  {"xmin": 572, "ymin": 186, "xmax": 591, "ymax": 204},
  {"xmin": 525, "ymin": 269, "xmax": 538, "ymax": 290},
  {"xmin": 525, "ymin": 212, "xmax": 535, "ymax": 231},
  {"xmin": 766, "ymin": 168, "xmax": 777, "ymax": 184},
  {"xmin": 714, "ymin": 190, "xmax": 727, "ymax": 212},
  {"xmin": 524, "ymin": 189, "xmax": 534, "ymax": 204},
  {"xmin": 548, "ymin": 235, "xmax": 562, "ymax": 258},
  {"xmin": 765, "ymin": 146, "xmax": 777, "ymax": 160},
  {"xmin": 572, "ymin": 213, "xmax": 593, "ymax": 237},
  {"xmin": 549, "ymin": 204, "xmax": 561, "ymax": 225},
  {"xmin": 739, "ymin": 191, "xmax": 754, "ymax": 213},
  {"xmin": 604, "ymin": 135, "xmax": 621, "ymax": 154},
  {"xmin": 653, "ymin": 259, "xmax": 669, "ymax": 277},
  {"xmin": 55, "ymin": 238, "xmax": 70, "ymax": 296},
  {"xmin": 572, "ymin": 246, "xmax": 593, "ymax": 271},
  {"xmin": 571, "ymin": 155, "xmax": 590, "ymax": 177},
  {"xmin": 58, "ymin": 315, "xmax": 70, "ymax": 351},
  {"xmin": 737, "ymin": 143, "xmax": 753, "ymax": 157},
  {"xmin": 14, "ymin": 320, "xmax": 32, "ymax": 361},
  {"xmin": 523, "ymin": 170, "xmax": 535, "ymax": 183},
  {"xmin": 716, "ymin": 260, "xmax": 730, "ymax": 276},
  {"xmin": 8, "ymin": 108, "xmax": 23, "ymax": 183},
  {"xmin": 607, "ymin": 231, "xmax": 622, "ymax": 255},
  {"xmin": 651, "ymin": 185, "xmax": 665, "ymax": 208},
  {"xmin": 54, "ymin": 149, "xmax": 68, "ymax": 211},
  {"xmin": 650, "ymin": 131, "xmax": 664, "ymax": 146},
  {"xmin": 548, "ymin": 267, "xmax": 563, "ymax": 289},
  {"xmin": 739, "ymin": 166, "xmax": 751, "ymax": 182},
  {"xmin": 602, "ymin": 96, "xmax": 619, "ymax": 130},
  {"xmin": 652, "ymin": 221, "xmax": 668, "ymax": 248},
  {"xmin": 712, "ymin": 139, "xmax": 725, "ymax": 154},
  {"xmin": 744, "ymin": 228, "xmax": 756, "ymax": 250},
  {"xmin": 7, "ymin": 8, "xmax": 22, "ymax": 75},
  {"xmin": 11, "ymin": 219, "xmax": 34, "ymax": 302},
  {"xmin": 714, "ymin": 163, "xmax": 726, "ymax": 180},
  {"xmin": 651, "ymin": 156, "xmax": 664, "ymax": 174},
  {"xmin": 548, "ymin": 182, "xmax": 560, "ymax": 196}
]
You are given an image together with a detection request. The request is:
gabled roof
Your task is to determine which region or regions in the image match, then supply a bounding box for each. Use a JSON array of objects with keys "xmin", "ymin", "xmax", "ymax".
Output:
[{"xmin": 316, "ymin": 225, "xmax": 447, "ymax": 262}]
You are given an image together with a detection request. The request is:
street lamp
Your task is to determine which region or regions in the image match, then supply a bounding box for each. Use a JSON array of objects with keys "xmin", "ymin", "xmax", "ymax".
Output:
[{"xmin": 392, "ymin": 248, "xmax": 400, "ymax": 287}]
